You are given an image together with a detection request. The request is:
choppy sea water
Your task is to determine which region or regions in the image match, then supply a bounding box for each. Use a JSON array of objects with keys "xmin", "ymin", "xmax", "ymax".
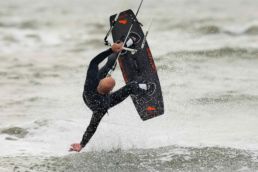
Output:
[
  {"xmin": 0, "ymin": 0, "xmax": 258, "ymax": 171},
  {"xmin": 1, "ymin": 146, "xmax": 258, "ymax": 172}
]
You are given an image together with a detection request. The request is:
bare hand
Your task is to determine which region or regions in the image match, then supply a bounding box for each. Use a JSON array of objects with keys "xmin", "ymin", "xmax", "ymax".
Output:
[
  {"xmin": 111, "ymin": 42, "xmax": 123, "ymax": 53},
  {"xmin": 69, "ymin": 143, "xmax": 83, "ymax": 152}
]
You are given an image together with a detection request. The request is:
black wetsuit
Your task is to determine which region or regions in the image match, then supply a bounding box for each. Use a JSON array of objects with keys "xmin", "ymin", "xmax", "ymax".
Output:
[{"xmin": 81, "ymin": 48, "xmax": 142, "ymax": 147}]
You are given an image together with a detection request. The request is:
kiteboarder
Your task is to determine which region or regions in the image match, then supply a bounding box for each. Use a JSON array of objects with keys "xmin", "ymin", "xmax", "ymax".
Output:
[{"xmin": 69, "ymin": 42, "xmax": 154, "ymax": 152}]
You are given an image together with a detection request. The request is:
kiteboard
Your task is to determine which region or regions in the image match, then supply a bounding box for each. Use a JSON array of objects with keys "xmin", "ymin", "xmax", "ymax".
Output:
[{"xmin": 108, "ymin": 9, "xmax": 164, "ymax": 121}]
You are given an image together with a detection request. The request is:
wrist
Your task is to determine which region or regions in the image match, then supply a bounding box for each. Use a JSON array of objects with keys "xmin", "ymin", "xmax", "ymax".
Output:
[
  {"xmin": 80, "ymin": 142, "xmax": 85, "ymax": 148},
  {"xmin": 108, "ymin": 48, "xmax": 114, "ymax": 53}
]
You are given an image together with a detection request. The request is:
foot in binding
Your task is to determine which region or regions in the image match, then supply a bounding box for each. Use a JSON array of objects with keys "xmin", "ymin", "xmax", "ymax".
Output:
[
  {"xmin": 119, "ymin": 32, "xmax": 140, "ymax": 48},
  {"xmin": 138, "ymin": 82, "xmax": 156, "ymax": 96}
]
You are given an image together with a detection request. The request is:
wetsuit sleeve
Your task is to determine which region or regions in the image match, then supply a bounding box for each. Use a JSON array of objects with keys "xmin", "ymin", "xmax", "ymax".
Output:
[
  {"xmin": 89, "ymin": 48, "xmax": 113, "ymax": 67},
  {"xmin": 98, "ymin": 53, "xmax": 118, "ymax": 80},
  {"xmin": 80, "ymin": 111, "xmax": 106, "ymax": 147},
  {"xmin": 84, "ymin": 48, "xmax": 113, "ymax": 90}
]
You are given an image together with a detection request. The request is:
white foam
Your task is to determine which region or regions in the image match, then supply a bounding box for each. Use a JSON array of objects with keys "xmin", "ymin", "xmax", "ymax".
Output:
[{"xmin": 1, "ymin": 0, "xmax": 258, "ymax": 157}]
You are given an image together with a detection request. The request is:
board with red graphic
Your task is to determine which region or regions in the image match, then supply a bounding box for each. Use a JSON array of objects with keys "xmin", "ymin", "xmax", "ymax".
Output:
[{"xmin": 110, "ymin": 9, "xmax": 164, "ymax": 120}]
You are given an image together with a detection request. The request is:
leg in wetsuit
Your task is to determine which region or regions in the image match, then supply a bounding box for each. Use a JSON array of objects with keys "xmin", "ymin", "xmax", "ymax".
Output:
[{"xmin": 80, "ymin": 49, "xmax": 145, "ymax": 147}]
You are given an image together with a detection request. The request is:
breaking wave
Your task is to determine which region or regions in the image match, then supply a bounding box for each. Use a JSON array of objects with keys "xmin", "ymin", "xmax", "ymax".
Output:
[
  {"xmin": 192, "ymin": 94, "xmax": 258, "ymax": 105},
  {"xmin": 197, "ymin": 25, "xmax": 221, "ymax": 34},
  {"xmin": 158, "ymin": 20, "xmax": 258, "ymax": 36},
  {"xmin": 1, "ymin": 146, "xmax": 257, "ymax": 172},
  {"xmin": 0, "ymin": 20, "xmax": 39, "ymax": 29},
  {"xmin": 244, "ymin": 25, "xmax": 258, "ymax": 35},
  {"xmin": 196, "ymin": 25, "xmax": 258, "ymax": 36},
  {"xmin": 160, "ymin": 47, "xmax": 258, "ymax": 59},
  {"xmin": 0, "ymin": 127, "xmax": 29, "ymax": 139}
]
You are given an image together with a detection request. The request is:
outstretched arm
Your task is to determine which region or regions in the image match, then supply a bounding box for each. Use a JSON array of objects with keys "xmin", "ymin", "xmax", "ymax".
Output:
[
  {"xmin": 69, "ymin": 111, "xmax": 106, "ymax": 152},
  {"xmin": 80, "ymin": 112, "xmax": 106, "ymax": 147},
  {"xmin": 98, "ymin": 53, "xmax": 119, "ymax": 80}
]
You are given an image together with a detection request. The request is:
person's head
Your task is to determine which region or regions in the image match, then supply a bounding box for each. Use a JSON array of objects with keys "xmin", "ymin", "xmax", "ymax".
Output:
[{"xmin": 97, "ymin": 76, "xmax": 116, "ymax": 94}]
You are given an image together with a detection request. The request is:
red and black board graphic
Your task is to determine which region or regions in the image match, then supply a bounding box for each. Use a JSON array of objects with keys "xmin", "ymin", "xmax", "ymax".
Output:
[{"xmin": 110, "ymin": 9, "xmax": 164, "ymax": 120}]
